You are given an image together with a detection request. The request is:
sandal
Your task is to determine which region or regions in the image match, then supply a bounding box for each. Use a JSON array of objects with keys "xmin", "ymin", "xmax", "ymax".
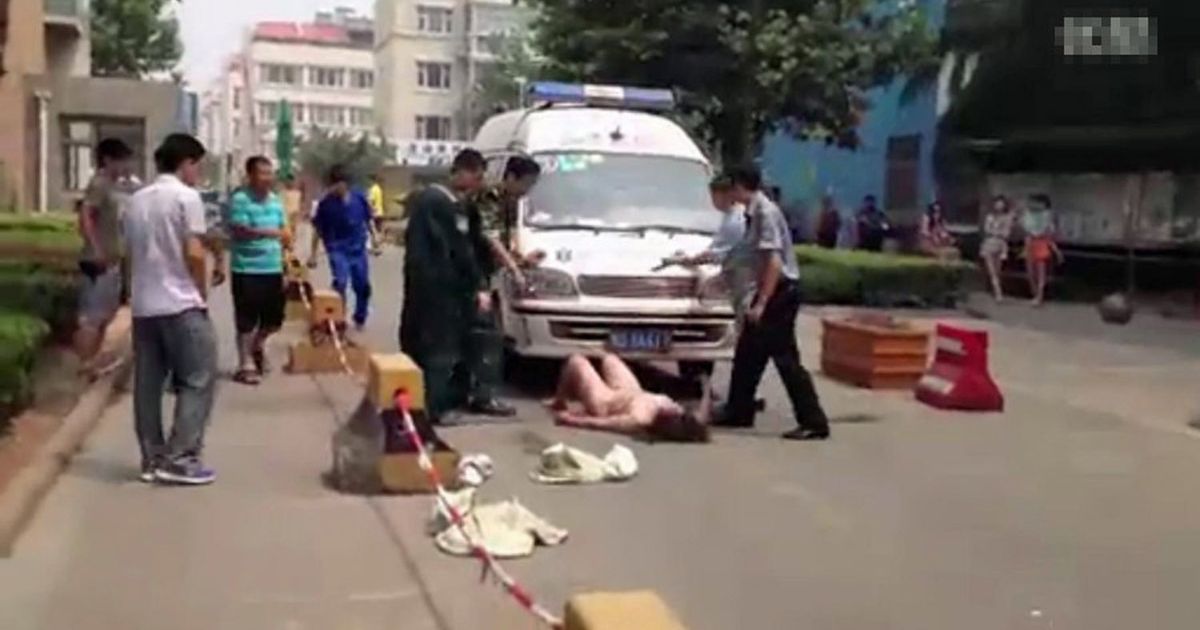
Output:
[{"xmin": 233, "ymin": 368, "xmax": 261, "ymax": 386}]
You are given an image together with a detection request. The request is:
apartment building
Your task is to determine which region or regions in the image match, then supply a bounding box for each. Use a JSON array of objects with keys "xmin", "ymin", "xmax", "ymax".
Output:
[
  {"xmin": 0, "ymin": 0, "xmax": 187, "ymax": 211},
  {"xmin": 374, "ymin": 0, "xmax": 531, "ymax": 144},
  {"xmin": 200, "ymin": 7, "xmax": 377, "ymax": 177}
]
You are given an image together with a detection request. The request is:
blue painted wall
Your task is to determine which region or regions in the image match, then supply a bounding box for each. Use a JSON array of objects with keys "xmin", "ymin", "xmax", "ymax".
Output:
[{"xmin": 761, "ymin": 0, "xmax": 946, "ymax": 237}]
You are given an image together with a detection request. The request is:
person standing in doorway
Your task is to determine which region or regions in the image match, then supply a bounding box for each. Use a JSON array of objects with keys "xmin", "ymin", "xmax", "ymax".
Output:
[
  {"xmin": 714, "ymin": 165, "xmax": 831, "ymax": 441},
  {"xmin": 400, "ymin": 149, "xmax": 497, "ymax": 424},
  {"xmin": 855, "ymin": 194, "xmax": 890, "ymax": 252},
  {"xmin": 228, "ymin": 156, "xmax": 288, "ymax": 385},
  {"xmin": 312, "ymin": 165, "xmax": 373, "ymax": 329},
  {"xmin": 123, "ymin": 133, "xmax": 222, "ymax": 485},
  {"xmin": 1022, "ymin": 193, "xmax": 1061, "ymax": 306},
  {"xmin": 73, "ymin": 138, "xmax": 134, "ymax": 379},
  {"xmin": 815, "ymin": 195, "xmax": 841, "ymax": 250}
]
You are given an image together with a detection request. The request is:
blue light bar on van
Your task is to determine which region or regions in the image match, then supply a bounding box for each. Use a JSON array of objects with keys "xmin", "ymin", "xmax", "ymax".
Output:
[{"xmin": 527, "ymin": 82, "xmax": 676, "ymax": 112}]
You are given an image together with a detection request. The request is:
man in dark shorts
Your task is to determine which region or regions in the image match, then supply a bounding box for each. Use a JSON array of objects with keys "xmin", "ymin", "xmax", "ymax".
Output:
[
  {"xmin": 228, "ymin": 156, "xmax": 288, "ymax": 385},
  {"xmin": 74, "ymin": 138, "xmax": 135, "ymax": 378}
]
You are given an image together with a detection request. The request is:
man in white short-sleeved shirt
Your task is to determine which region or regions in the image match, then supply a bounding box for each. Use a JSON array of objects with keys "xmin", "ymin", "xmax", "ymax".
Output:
[{"xmin": 123, "ymin": 133, "xmax": 224, "ymax": 486}]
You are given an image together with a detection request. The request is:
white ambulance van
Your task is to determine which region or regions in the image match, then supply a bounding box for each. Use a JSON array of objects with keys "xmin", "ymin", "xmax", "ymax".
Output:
[{"xmin": 473, "ymin": 82, "xmax": 736, "ymax": 378}]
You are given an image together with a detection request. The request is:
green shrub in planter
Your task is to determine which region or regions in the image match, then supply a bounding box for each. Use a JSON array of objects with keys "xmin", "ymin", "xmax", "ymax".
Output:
[
  {"xmin": 795, "ymin": 245, "xmax": 972, "ymax": 307},
  {"xmin": 0, "ymin": 311, "xmax": 50, "ymax": 422},
  {"xmin": 0, "ymin": 263, "xmax": 81, "ymax": 340}
]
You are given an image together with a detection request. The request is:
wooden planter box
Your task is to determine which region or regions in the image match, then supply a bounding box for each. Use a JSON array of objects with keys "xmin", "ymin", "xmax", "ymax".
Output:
[{"xmin": 821, "ymin": 316, "xmax": 931, "ymax": 390}]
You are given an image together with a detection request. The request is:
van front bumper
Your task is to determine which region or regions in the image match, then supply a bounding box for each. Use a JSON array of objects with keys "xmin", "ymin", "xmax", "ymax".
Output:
[{"xmin": 504, "ymin": 304, "xmax": 737, "ymax": 361}]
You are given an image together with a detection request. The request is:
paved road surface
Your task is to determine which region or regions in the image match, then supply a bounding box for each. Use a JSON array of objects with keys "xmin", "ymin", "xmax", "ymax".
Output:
[{"xmin": 3, "ymin": 246, "xmax": 1200, "ymax": 630}]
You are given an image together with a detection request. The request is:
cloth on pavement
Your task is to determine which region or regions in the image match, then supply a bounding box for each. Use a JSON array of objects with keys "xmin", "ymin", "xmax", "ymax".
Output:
[
  {"xmin": 530, "ymin": 443, "xmax": 638, "ymax": 485},
  {"xmin": 428, "ymin": 487, "xmax": 568, "ymax": 559}
]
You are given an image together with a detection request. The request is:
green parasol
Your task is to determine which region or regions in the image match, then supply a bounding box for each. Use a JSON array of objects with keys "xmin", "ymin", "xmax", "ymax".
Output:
[{"xmin": 275, "ymin": 99, "xmax": 295, "ymax": 182}]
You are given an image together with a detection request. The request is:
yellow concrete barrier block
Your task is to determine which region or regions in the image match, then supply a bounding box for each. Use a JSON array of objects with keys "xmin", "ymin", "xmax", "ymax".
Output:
[
  {"xmin": 368, "ymin": 353, "xmax": 425, "ymax": 412},
  {"xmin": 379, "ymin": 450, "xmax": 459, "ymax": 494},
  {"xmin": 287, "ymin": 340, "xmax": 369, "ymax": 375},
  {"xmin": 309, "ymin": 289, "xmax": 345, "ymax": 327},
  {"xmin": 565, "ymin": 591, "xmax": 687, "ymax": 630}
]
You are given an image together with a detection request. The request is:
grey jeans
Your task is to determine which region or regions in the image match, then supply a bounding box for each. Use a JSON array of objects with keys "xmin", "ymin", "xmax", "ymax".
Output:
[{"xmin": 133, "ymin": 308, "xmax": 218, "ymax": 466}]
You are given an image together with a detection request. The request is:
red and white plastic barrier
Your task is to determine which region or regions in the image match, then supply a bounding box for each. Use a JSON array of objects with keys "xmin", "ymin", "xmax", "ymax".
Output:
[
  {"xmin": 392, "ymin": 390, "xmax": 564, "ymax": 629},
  {"xmin": 915, "ymin": 323, "xmax": 1004, "ymax": 412}
]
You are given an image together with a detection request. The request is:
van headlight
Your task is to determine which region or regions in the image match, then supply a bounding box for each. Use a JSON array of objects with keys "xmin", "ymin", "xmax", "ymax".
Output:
[
  {"xmin": 509, "ymin": 268, "xmax": 579, "ymax": 300},
  {"xmin": 698, "ymin": 275, "xmax": 731, "ymax": 304}
]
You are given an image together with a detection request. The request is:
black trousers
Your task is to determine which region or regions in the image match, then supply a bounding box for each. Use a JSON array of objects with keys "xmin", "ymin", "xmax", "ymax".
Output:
[{"xmin": 726, "ymin": 279, "xmax": 829, "ymax": 431}]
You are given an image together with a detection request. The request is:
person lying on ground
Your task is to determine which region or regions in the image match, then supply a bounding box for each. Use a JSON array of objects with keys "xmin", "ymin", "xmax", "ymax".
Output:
[{"xmin": 545, "ymin": 353, "xmax": 710, "ymax": 443}]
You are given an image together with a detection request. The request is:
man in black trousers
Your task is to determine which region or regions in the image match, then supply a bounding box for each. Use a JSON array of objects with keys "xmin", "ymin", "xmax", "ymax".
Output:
[{"xmin": 714, "ymin": 165, "xmax": 831, "ymax": 441}]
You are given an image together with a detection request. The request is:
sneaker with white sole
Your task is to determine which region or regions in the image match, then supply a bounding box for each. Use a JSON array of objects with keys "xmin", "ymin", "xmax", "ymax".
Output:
[{"xmin": 154, "ymin": 462, "xmax": 216, "ymax": 486}]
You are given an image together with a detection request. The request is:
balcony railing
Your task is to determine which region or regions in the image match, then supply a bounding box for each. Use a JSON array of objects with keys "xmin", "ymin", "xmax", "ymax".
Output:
[{"xmin": 44, "ymin": 0, "xmax": 83, "ymax": 19}]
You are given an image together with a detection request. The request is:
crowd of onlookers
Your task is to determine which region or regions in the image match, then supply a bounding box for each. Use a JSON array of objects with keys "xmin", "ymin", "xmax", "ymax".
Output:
[{"xmin": 788, "ymin": 190, "xmax": 1063, "ymax": 304}]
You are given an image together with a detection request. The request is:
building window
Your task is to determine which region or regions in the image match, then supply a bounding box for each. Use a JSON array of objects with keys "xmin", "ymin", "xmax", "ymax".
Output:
[
  {"xmin": 350, "ymin": 107, "xmax": 374, "ymax": 128},
  {"xmin": 350, "ymin": 69, "xmax": 375, "ymax": 90},
  {"xmin": 233, "ymin": 119, "xmax": 241, "ymax": 141},
  {"xmin": 417, "ymin": 6, "xmax": 453, "ymax": 33},
  {"xmin": 416, "ymin": 62, "xmax": 452, "ymax": 90},
  {"xmin": 308, "ymin": 66, "xmax": 346, "ymax": 88},
  {"xmin": 294, "ymin": 104, "xmax": 306, "ymax": 124},
  {"xmin": 232, "ymin": 87, "xmax": 242, "ymax": 110},
  {"xmin": 311, "ymin": 104, "xmax": 347, "ymax": 127},
  {"xmin": 61, "ymin": 117, "xmax": 145, "ymax": 192},
  {"xmin": 260, "ymin": 63, "xmax": 300, "ymax": 86},
  {"xmin": 415, "ymin": 115, "xmax": 452, "ymax": 140},
  {"xmin": 257, "ymin": 101, "xmax": 280, "ymax": 124},
  {"xmin": 885, "ymin": 134, "xmax": 921, "ymax": 213}
]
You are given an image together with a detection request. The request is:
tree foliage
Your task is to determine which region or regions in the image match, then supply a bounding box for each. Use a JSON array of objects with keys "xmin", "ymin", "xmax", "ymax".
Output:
[
  {"xmin": 529, "ymin": 0, "xmax": 938, "ymax": 166},
  {"xmin": 471, "ymin": 32, "xmax": 545, "ymax": 131},
  {"xmin": 91, "ymin": 0, "xmax": 183, "ymax": 78},
  {"xmin": 296, "ymin": 128, "xmax": 393, "ymax": 187}
]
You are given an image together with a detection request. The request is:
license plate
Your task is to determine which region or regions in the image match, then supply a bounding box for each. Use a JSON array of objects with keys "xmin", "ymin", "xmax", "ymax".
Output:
[{"xmin": 609, "ymin": 329, "xmax": 672, "ymax": 353}]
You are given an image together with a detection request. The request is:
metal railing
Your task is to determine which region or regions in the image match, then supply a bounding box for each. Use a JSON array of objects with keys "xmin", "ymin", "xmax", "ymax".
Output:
[{"xmin": 44, "ymin": 0, "xmax": 82, "ymax": 18}]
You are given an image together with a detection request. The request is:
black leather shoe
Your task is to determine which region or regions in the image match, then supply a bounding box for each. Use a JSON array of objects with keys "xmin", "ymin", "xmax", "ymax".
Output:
[
  {"xmin": 468, "ymin": 398, "xmax": 517, "ymax": 418},
  {"xmin": 782, "ymin": 428, "xmax": 831, "ymax": 441}
]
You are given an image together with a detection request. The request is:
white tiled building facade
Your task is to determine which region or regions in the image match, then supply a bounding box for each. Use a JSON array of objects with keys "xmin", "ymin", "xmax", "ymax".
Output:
[
  {"xmin": 199, "ymin": 8, "xmax": 376, "ymax": 174},
  {"xmin": 374, "ymin": 0, "xmax": 531, "ymax": 143}
]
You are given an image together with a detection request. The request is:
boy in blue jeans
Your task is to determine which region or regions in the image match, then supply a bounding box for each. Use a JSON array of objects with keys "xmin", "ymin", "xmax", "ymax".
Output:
[{"xmin": 312, "ymin": 165, "xmax": 373, "ymax": 329}]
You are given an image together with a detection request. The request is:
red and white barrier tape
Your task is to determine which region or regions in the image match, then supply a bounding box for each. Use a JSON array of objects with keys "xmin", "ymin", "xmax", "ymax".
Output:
[{"xmin": 392, "ymin": 390, "xmax": 564, "ymax": 629}]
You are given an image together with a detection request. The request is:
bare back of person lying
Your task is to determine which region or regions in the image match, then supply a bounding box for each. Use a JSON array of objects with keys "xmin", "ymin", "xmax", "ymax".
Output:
[{"xmin": 545, "ymin": 354, "xmax": 709, "ymax": 443}]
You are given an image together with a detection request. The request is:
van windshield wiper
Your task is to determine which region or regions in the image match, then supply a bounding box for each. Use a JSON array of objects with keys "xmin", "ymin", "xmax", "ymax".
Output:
[
  {"xmin": 528, "ymin": 222, "xmax": 639, "ymax": 234},
  {"xmin": 632, "ymin": 224, "xmax": 714, "ymax": 236}
]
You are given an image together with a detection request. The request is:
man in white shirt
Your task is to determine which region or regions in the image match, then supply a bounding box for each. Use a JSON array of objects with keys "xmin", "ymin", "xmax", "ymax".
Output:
[
  {"xmin": 663, "ymin": 175, "xmax": 749, "ymax": 317},
  {"xmin": 123, "ymin": 133, "xmax": 224, "ymax": 485}
]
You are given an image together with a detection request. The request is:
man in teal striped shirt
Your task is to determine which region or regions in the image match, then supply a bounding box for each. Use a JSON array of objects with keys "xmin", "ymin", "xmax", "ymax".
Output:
[{"xmin": 228, "ymin": 156, "xmax": 288, "ymax": 385}]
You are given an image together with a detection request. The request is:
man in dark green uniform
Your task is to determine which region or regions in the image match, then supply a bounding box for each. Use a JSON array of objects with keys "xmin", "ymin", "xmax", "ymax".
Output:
[{"xmin": 400, "ymin": 149, "xmax": 509, "ymax": 423}]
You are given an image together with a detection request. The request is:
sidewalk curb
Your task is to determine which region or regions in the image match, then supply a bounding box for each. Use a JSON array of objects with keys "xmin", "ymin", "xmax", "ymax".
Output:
[{"xmin": 0, "ymin": 336, "xmax": 132, "ymax": 558}]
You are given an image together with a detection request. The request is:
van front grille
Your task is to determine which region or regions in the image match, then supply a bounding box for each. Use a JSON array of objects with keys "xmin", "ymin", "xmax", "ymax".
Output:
[{"xmin": 577, "ymin": 275, "xmax": 698, "ymax": 299}]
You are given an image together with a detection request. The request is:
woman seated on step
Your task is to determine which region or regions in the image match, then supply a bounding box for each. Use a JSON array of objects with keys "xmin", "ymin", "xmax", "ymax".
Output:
[{"xmin": 545, "ymin": 353, "xmax": 710, "ymax": 443}]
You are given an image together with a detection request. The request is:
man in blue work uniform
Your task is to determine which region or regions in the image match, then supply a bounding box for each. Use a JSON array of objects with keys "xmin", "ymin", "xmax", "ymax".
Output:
[{"xmin": 312, "ymin": 165, "xmax": 373, "ymax": 329}]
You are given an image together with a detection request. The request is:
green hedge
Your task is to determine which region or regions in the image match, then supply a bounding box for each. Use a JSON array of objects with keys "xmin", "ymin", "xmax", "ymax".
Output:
[
  {"xmin": 0, "ymin": 262, "xmax": 81, "ymax": 340},
  {"xmin": 796, "ymin": 245, "xmax": 972, "ymax": 308},
  {"xmin": 0, "ymin": 312, "xmax": 50, "ymax": 420}
]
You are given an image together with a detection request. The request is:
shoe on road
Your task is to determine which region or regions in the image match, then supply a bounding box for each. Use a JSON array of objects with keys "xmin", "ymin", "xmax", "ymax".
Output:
[
  {"xmin": 781, "ymin": 428, "xmax": 830, "ymax": 441},
  {"xmin": 467, "ymin": 398, "xmax": 517, "ymax": 418},
  {"xmin": 154, "ymin": 462, "xmax": 216, "ymax": 486}
]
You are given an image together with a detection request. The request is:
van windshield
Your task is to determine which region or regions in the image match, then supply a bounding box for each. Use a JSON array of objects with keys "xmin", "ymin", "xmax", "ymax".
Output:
[{"xmin": 526, "ymin": 153, "xmax": 719, "ymax": 233}]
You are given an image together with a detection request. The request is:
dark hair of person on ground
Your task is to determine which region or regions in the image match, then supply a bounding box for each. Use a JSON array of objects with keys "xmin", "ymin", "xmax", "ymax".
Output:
[
  {"xmin": 95, "ymin": 138, "xmax": 133, "ymax": 167},
  {"xmin": 451, "ymin": 148, "xmax": 486, "ymax": 173},
  {"xmin": 154, "ymin": 133, "xmax": 206, "ymax": 174},
  {"xmin": 647, "ymin": 381, "xmax": 713, "ymax": 443},
  {"xmin": 503, "ymin": 155, "xmax": 541, "ymax": 181},
  {"xmin": 727, "ymin": 165, "xmax": 763, "ymax": 192},
  {"xmin": 245, "ymin": 155, "xmax": 272, "ymax": 176},
  {"xmin": 926, "ymin": 200, "xmax": 944, "ymax": 218},
  {"xmin": 709, "ymin": 174, "xmax": 733, "ymax": 192},
  {"xmin": 326, "ymin": 164, "xmax": 349, "ymax": 186}
]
